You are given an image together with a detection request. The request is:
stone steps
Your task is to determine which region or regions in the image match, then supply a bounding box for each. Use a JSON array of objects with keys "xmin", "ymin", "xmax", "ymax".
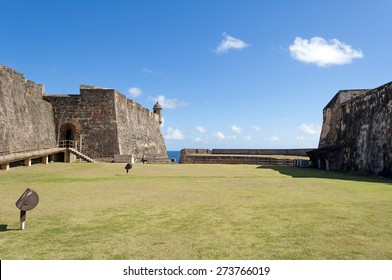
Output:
[{"xmin": 68, "ymin": 148, "xmax": 96, "ymax": 163}]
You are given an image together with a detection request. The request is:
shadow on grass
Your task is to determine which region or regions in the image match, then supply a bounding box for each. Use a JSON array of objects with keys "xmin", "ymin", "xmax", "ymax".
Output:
[
  {"xmin": 257, "ymin": 165, "xmax": 392, "ymax": 184},
  {"xmin": 0, "ymin": 224, "xmax": 19, "ymax": 232},
  {"xmin": 0, "ymin": 224, "xmax": 8, "ymax": 232}
]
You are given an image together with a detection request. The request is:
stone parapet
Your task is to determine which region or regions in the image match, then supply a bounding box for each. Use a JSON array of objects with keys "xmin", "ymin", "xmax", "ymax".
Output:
[
  {"xmin": 179, "ymin": 148, "xmax": 310, "ymax": 165},
  {"xmin": 211, "ymin": 149, "xmax": 311, "ymax": 156}
]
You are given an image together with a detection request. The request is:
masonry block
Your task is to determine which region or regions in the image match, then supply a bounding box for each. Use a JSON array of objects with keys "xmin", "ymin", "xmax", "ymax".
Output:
[
  {"xmin": 24, "ymin": 158, "xmax": 31, "ymax": 167},
  {"xmin": 1, "ymin": 163, "xmax": 10, "ymax": 170}
]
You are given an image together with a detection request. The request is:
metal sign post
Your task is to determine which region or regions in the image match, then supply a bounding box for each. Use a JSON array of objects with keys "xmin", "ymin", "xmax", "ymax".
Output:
[
  {"xmin": 20, "ymin": 210, "xmax": 26, "ymax": 230},
  {"xmin": 15, "ymin": 188, "xmax": 39, "ymax": 230}
]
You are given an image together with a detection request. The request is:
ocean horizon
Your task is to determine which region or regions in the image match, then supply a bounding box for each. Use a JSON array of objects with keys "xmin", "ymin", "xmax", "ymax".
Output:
[{"xmin": 167, "ymin": 150, "xmax": 180, "ymax": 163}]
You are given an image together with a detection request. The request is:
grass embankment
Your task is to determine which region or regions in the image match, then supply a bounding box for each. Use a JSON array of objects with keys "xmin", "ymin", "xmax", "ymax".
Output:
[{"xmin": 1, "ymin": 163, "xmax": 391, "ymax": 259}]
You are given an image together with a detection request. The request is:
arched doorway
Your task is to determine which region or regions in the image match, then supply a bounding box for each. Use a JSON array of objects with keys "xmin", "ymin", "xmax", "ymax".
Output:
[{"xmin": 59, "ymin": 123, "xmax": 77, "ymax": 147}]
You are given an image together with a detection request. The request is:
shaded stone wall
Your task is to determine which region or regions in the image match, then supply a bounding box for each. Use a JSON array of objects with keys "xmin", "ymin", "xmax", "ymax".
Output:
[
  {"xmin": 339, "ymin": 82, "xmax": 392, "ymax": 176},
  {"xmin": 0, "ymin": 65, "xmax": 56, "ymax": 154},
  {"xmin": 319, "ymin": 89, "xmax": 368, "ymax": 148},
  {"xmin": 312, "ymin": 81, "xmax": 392, "ymax": 177}
]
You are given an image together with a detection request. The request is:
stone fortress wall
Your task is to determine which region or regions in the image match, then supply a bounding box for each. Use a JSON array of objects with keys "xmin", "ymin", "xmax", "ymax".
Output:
[
  {"xmin": 309, "ymin": 81, "xmax": 392, "ymax": 177},
  {"xmin": 43, "ymin": 85, "xmax": 168, "ymax": 162},
  {"xmin": 5, "ymin": 63, "xmax": 392, "ymax": 174},
  {"xmin": 0, "ymin": 65, "xmax": 168, "ymax": 164},
  {"xmin": 318, "ymin": 89, "xmax": 369, "ymax": 148},
  {"xmin": 0, "ymin": 65, "xmax": 57, "ymax": 154},
  {"xmin": 43, "ymin": 87, "xmax": 120, "ymax": 158},
  {"xmin": 179, "ymin": 148, "xmax": 310, "ymax": 165},
  {"xmin": 113, "ymin": 89, "xmax": 167, "ymax": 163}
]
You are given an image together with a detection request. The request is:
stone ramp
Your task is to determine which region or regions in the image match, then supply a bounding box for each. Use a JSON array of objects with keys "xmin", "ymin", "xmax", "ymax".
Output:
[
  {"xmin": 0, "ymin": 148, "xmax": 65, "ymax": 163},
  {"xmin": 0, "ymin": 147, "xmax": 96, "ymax": 170}
]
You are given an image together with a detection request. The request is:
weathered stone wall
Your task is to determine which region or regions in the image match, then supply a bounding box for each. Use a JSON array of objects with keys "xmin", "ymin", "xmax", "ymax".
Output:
[
  {"xmin": 319, "ymin": 90, "xmax": 368, "ymax": 148},
  {"xmin": 114, "ymin": 92, "xmax": 168, "ymax": 163},
  {"xmin": 179, "ymin": 149, "xmax": 212, "ymax": 163},
  {"xmin": 179, "ymin": 148, "xmax": 309, "ymax": 165},
  {"xmin": 312, "ymin": 81, "xmax": 392, "ymax": 177},
  {"xmin": 338, "ymin": 82, "xmax": 392, "ymax": 176},
  {"xmin": 44, "ymin": 85, "xmax": 168, "ymax": 162},
  {"xmin": 0, "ymin": 65, "xmax": 56, "ymax": 154},
  {"xmin": 43, "ymin": 87, "xmax": 120, "ymax": 157}
]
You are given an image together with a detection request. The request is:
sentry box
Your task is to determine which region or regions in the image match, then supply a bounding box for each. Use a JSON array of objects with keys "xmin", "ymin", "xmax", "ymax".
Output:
[{"xmin": 15, "ymin": 188, "xmax": 39, "ymax": 230}]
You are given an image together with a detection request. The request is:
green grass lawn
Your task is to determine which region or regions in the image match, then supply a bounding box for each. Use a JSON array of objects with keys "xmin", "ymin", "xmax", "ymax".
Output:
[{"xmin": 1, "ymin": 162, "xmax": 392, "ymax": 260}]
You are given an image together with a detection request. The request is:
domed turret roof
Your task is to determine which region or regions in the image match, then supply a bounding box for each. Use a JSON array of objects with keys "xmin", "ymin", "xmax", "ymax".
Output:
[{"xmin": 153, "ymin": 101, "xmax": 162, "ymax": 109}]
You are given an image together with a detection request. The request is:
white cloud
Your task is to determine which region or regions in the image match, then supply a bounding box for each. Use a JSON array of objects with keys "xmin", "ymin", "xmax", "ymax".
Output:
[
  {"xmin": 196, "ymin": 125, "xmax": 206, "ymax": 133},
  {"xmin": 298, "ymin": 123, "xmax": 321, "ymax": 135},
  {"xmin": 251, "ymin": 125, "xmax": 270, "ymax": 132},
  {"xmin": 148, "ymin": 95, "xmax": 188, "ymax": 109},
  {"xmin": 164, "ymin": 127, "xmax": 184, "ymax": 140},
  {"xmin": 214, "ymin": 32, "xmax": 249, "ymax": 54},
  {"xmin": 142, "ymin": 67, "xmax": 162, "ymax": 74},
  {"xmin": 231, "ymin": 124, "xmax": 243, "ymax": 134},
  {"xmin": 296, "ymin": 136, "xmax": 306, "ymax": 141},
  {"xmin": 160, "ymin": 117, "xmax": 165, "ymax": 127},
  {"xmin": 142, "ymin": 67, "xmax": 154, "ymax": 74},
  {"xmin": 243, "ymin": 135, "xmax": 251, "ymax": 141},
  {"xmin": 289, "ymin": 36, "xmax": 363, "ymax": 67},
  {"xmin": 194, "ymin": 136, "xmax": 209, "ymax": 143},
  {"xmin": 214, "ymin": 132, "xmax": 226, "ymax": 140},
  {"xmin": 127, "ymin": 87, "xmax": 142, "ymax": 98},
  {"xmin": 269, "ymin": 136, "xmax": 280, "ymax": 142},
  {"xmin": 251, "ymin": 125, "xmax": 261, "ymax": 131}
]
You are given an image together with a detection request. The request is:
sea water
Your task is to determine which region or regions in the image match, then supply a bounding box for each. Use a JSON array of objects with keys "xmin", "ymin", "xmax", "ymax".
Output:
[{"xmin": 167, "ymin": 151, "xmax": 180, "ymax": 163}]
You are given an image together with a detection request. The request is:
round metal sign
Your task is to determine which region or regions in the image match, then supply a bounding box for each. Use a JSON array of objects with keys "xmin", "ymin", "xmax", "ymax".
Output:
[{"xmin": 15, "ymin": 188, "xmax": 39, "ymax": 211}]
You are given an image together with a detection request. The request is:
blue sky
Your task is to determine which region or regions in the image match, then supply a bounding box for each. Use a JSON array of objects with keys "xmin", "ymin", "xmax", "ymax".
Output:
[{"xmin": 2, "ymin": 0, "xmax": 392, "ymax": 151}]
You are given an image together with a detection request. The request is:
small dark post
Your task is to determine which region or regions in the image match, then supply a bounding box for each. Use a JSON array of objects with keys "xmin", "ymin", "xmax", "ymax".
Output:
[{"xmin": 125, "ymin": 163, "xmax": 132, "ymax": 173}]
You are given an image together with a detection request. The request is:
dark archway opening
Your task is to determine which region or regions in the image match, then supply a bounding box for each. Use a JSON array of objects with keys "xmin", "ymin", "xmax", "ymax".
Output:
[
  {"xmin": 65, "ymin": 128, "xmax": 73, "ymax": 147},
  {"xmin": 65, "ymin": 128, "xmax": 73, "ymax": 141},
  {"xmin": 59, "ymin": 123, "xmax": 77, "ymax": 147}
]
